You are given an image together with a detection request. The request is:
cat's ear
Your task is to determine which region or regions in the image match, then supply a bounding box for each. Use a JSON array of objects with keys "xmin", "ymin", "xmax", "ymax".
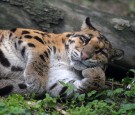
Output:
[{"xmin": 81, "ymin": 17, "xmax": 96, "ymax": 30}]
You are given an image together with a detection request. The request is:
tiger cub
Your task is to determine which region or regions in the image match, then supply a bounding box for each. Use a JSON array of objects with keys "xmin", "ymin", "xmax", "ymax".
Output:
[{"xmin": 0, "ymin": 17, "xmax": 124, "ymax": 97}]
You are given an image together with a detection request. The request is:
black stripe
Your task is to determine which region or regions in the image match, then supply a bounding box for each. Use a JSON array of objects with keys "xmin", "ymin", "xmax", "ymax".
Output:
[
  {"xmin": 18, "ymin": 40, "xmax": 23, "ymax": 45},
  {"xmin": 95, "ymin": 47, "xmax": 104, "ymax": 54},
  {"xmin": 11, "ymin": 66, "xmax": 23, "ymax": 72},
  {"xmin": 60, "ymin": 93, "xmax": 67, "ymax": 98},
  {"xmin": 24, "ymin": 35, "xmax": 32, "ymax": 39},
  {"xmin": 9, "ymin": 33, "xmax": 12, "ymax": 38},
  {"xmin": 48, "ymin": 46, "xmax": 52, "ymax": 51},
  {"xmin": 0, "ymin": 85, "xmax": 13, "ymax": 96},
  {"xmin": 49, "ymin": 83, "xmax": 57, "ymax": 90},
  {"xmin": 101, "ymin": 50, "xmax": 108, "ymax": 58},
  {"xmin": 74, "ymin": 51, "xmax": 79, "ymax": 56},
  {"xmin": 0, "ymin": 50, "xmax": 10, "ymax": 67},
  {"xmin": 27, "ymin": 43, "xmax": 36, "ymax": 47},
  {"xmin": 21, "ymin": 47, "xmax": 26, "ymax": 57},
  {"xmin": 53, "ymin": 46, "xmax": 56, "ymax": 54},
  {"xmin": 40, "ymin": 55, "xmax": 46, "ymax": 62},
  {"xmin": 44, "ymin": 51, "xmax": 49, "ymax": 58},
  {"xmin": 10, "ymin": 28, "xmax": 17, "ymax": 32},
  {"xmin": 34, "ymin": 36, "xmax": 44, "ymax": 44},
  {"xmin": 47, "ymin": 48, "xmax": 51, "ymax": 54},
  {"xmin": 22, "ymin": 31, "xmax": 30, "ymax": 35},
  {"xmin": 14, "ymin": 42, "xmax": 17, "ymax": 50},
  {"xmin": 34, "ymin": 31, "xmax": 44, "ymax": 36},
  {"xmin": 59, "ymin": 86, "xmax": 68, "ymax": 96}
]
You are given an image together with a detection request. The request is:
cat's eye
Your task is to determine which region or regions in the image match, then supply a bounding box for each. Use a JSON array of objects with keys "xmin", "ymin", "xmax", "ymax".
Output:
[{"xmin": 80, "ymin": 36, "xmax": 90, "ymax": 45}]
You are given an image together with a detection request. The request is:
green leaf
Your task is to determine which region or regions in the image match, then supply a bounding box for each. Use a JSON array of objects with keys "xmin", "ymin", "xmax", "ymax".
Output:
[
  {"xmin": 113, "ymin": 88, "xmax": 124, "ymax": 95},
  {"xmin": 119, "ymin": 103, "xmax": 135, "ymax": 114},
  {"xmin": 87, "ymin": 90, "xmax": 97, "ymax": 97}
]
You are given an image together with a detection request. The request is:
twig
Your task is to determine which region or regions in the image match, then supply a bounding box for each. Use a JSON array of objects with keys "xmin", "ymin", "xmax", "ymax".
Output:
[
  {"xmin": 55, "ymin": 106, "xmax": 70, "ymax": 115},
  {"xmin": 105, "ymin": 81, "xmax": 123, "ymax": 88}
]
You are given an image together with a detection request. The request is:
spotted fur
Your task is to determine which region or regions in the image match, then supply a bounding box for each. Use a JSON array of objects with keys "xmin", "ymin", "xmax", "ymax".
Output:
[{"xmin": 0, "ymin": 17, "xmax": 124, "ymax": 97}]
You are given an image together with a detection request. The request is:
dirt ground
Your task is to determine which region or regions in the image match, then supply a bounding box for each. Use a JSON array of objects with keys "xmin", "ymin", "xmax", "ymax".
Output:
[{"xmin": 67, "ymin": 0, "xmax": 132, "ymax": 16}]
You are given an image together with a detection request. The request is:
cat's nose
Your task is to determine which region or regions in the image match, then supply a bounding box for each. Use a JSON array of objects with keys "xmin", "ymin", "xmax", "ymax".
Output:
[{"xmin": 81, "ymin": 51, "xmax": 90, "ymax": 60}]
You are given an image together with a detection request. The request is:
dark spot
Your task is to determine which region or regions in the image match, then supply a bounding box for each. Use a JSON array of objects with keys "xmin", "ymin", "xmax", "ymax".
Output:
[
  {"xmin": 18, "ymin": 40, "xmax": 23, "ymax": 45},
  {"xmin": 59, "ymin": 86, "xmax": 68, "ymax": 96},
  {"xmin": 49, "ymin": 83, "xmax": 57, "ymax": 90},
  {"xmin": 34, "ymin": 36, "xmax": 44, "ymax": 44},
  {"xmin": 44, "ymin": 51, "xmax": 49, "ymax": 58},
  {"xmin": 14, "ymin": 42, "xmax": 17, "ymax": 49},
  {"xmin": 0, "ymin": 85, "xmax": 13, "ymax": 96},
  {"xmin": 48, "ymin": 40, "xmax": 50, "ymax": 44},
  {"xmin": 62, "ymin": 38, "xmax": 65, "ymax": 44},
  {"xmin": 65, "ymin": 44, "xmax": 69, "ymax": 49},
  {"xmin": 66, "ymin": 34, "xmax": 73, "ymax": 37},
  {"xmin": 21, "ymin": 47, "xmax": 26, "ymax": 57},
  {"xmin": 0, "ymin": 49, "xmax": 10, "ymax": 67},
  {"xmin": 28, "ymin": 43, "xmax": 36, "ymax": 47},
  {"xmin": 53, "ymin": 46, "xmax": 56, "ymax": 54},
  {"xmin": 24, "ymin": 35, "xmax": 32, "ymax": 39},
  {"xmin": 18, "ymin": 84, "xmax": 27, "ymax": 89},
  {"xmin": 11, "ymin": 66, "xmax": 23, "ymax": 72},
  {"xmin": 22, "ymin": 31, "xmax": 30, "ymax": 35},
  {"xmin": 10, "ymin": 28, "xmax": 17, "ymax": 32},
  {"xmin": 40, "ymin": 55, "xmax": 46, "ymax": 62}
]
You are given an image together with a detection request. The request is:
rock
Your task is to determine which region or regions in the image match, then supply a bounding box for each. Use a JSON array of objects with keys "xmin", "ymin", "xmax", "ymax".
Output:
[
  {"xmin": 45, "ymin": 0, "xmax": 135, "ymax": 70},
  {"xmin": 131, "ymin": 21, "xmax": 135, "ymax": 32},
  {"xmin": 0, "ymin": 0, "xmax": 135, "ymax": 71},
  {"xmin": 111, "ymin": 18, "xmax": 130, "ymax": 30},
  {"xmin": 0, "ymin": 0, "xmax": 64, "ymax": 32}
]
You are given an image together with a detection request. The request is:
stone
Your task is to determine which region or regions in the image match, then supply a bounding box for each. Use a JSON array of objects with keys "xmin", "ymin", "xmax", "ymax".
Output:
[
  {"xmin": 111, "ymin": 18, "xmax": 130, "ymax": 30},
  {"xmin": 0, "ymin": 0, "xmax": 135, "ymax": 72}
]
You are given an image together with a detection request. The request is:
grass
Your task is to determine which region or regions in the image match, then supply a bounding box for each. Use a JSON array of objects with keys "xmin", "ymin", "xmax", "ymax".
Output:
[{"xmin": 0, "ymin": 69, "xmax": 135, "ymax": 115}]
